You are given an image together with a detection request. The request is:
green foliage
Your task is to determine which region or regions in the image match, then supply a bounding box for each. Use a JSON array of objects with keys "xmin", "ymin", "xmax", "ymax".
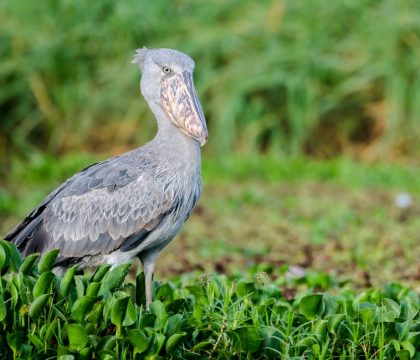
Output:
[
  {"xmin": 1, "ymin": 0, "xmax": 420, "ymax": 161},
  {"xmin": 1, "ymin": 243, "xmax": 420, "ymax": 358}
]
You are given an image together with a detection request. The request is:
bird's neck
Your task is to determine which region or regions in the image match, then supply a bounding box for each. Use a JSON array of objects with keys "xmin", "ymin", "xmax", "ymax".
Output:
[{"xmin": 147, "ymin": 101, "xmax": 201, "ymax": 160}]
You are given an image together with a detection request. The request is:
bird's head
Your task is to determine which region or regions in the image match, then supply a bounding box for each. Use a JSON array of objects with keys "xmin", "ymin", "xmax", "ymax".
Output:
[{"xmin": 132, "ymin": 48, "xmax": 208, "ymax": 146}]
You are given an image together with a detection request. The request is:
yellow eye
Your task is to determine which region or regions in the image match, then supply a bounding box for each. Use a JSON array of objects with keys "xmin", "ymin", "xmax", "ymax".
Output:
[{"xmin": 162, "ymin": 66, "xmax": 172, "ymax": 74}]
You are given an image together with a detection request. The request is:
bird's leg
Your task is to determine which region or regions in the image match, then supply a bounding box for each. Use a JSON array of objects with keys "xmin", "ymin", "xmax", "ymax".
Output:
[
  {"xmin": 140, "ymin": 251, "xmax": 158, "ymax": 308},
  {"xmin": 144, "ymin": 261, "xmax": 155, "ymax": 308}
]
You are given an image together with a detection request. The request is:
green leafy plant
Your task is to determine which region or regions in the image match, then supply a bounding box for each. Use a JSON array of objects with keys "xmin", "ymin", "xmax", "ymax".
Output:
[{"xmin": 1, "ymin": 241, "xmax": 420, "ymax": 358}]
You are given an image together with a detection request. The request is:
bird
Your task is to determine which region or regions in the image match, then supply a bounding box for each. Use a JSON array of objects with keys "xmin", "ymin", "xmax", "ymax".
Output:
[{"xmin": 4, "ymin": 48, "xmax": 208, "ymax": 306}]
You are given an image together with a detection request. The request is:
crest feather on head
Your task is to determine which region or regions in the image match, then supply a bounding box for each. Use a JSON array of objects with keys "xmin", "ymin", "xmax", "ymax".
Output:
[{"xmin": 131, "ymin": 47, "xmax": 149, "ymax": 71}]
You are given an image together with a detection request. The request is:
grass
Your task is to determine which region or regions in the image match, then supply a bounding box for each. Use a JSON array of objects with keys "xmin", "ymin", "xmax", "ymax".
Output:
[
  {"xmin": 1, "ymin": 0, "xmax": 420, "ymax": 160},
  {"xmin": 2, "ymin": 153, "xmax": 420, "ymax": 291}
]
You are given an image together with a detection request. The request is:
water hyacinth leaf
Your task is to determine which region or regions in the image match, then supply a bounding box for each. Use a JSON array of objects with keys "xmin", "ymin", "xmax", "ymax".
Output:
[
  {"xmin": 28, "ymin": 334, "xmax": 44, "ymax": 351},
  {"xmin": 99, "ymin": 263, "xmax": 131, "ymax": 295},
  {"xmin": 74, "ymin": 275, "xmax": 85, "ymax": 298},
  {"xmin": 140, "ymin": 313, "xmax": 156, "ymax": 329},
  {"xmin": 295, "ymin": 335, "xmax": 318, "ymax": 349},
  {"xmin": 59, "ymin": 266, "xmax": 77, "ymax": 297},
  {"xmin": 0, "ymin": 243, "xmax": 6, "ymax": 272},
  {"xmin": 401, "ymin": 341, "xmax": 416, "ymax": 358},
  {"xmin": 98, "ymin": 350, "xmax": 117, "ymax": 360},
  {"xmin": 6, "ymin": 332, "xmax": 23, "ymax": 354},
  {"xmin": 29, "ymin": 293, "xmax": 50, "ymax": 320},
  {"xmin": 123, "ymin": 298, "xmax": 136, "ymax": 326},
  {"xmin": 128, "ymin": 329, "xmax": 149, "ymax": 354},
  {"xmin": 0, "ymin": 297, "xmax": 6, "ymax": 321},
  {"xmin": 146, "ymin": 333, "xmax": 165, "ymax": 356},
  {"xmin": 58, "ymin": 356, "xmax": 75, "ymax": 360},
  {"xmin": 383, "ymin": 298, "xmax": 401, "ymax": 319},
  {"xmin": 97, "ymin": 335, "xmax": 117, "ymax": 353},
  {"xmin": 91, "ymin": 264, "xmax": 112, "ymax": 282},
  {"xmin": 299, "ymin": 294, "xmax": 325, "ymax": 320},
  {"xmin": 164, "ymin": 314, "xmax": 183, "ymax": 335},
  {"xmin": 86, "ymin": 282, "xmax": 101, "ymax": 297},
  {"xmin": 259, "ymin": 327, "xmax": 284, "ymax": 357},
  {"xmin": 358, "ymin": 302, "xmax": 377, "ymax": 325},
  {"xmin": 314, "ymin": 319, "xmax": 328, "ymax": 339},
  {"xmin": 397, "ymin": 350, "xmax": 410, "ymax": 360},
  {"xmin": 232, "ymin": 326, "xmax": 262, "ymax": 353},
  {"xmin": 37, "ymin": 249, "xmax": 59, "ymax": 273},
  {"xmin": 19, "ymin": 253, "xmax": 40, "ymax": 275},
  {"xmin": 110, "ymin": 295, "xmax": 129, "ymax": 327},
  {"xmin": 150, "ymin": 300, "xmax": 167, "ymax": 330},
  {"xmin": 33, "ymin": 271, "xmax": 54, "ymax": 298},
  {"xmin": 85, "ymin": 302, "xmax": 104, "ymax": 324},
  {"xmin": 155, "ymin": 283, "xmax": 174, "ymax": 302},
  {"xmin": 400, "ymin": 301, "xmax": 419, "ymax": 321},
  {"xmin": 71, "ymin": 296, "xmax": 96, "ymax": 323},
  {"xmin": 327, "ymin": 314, "xmax": 346, "ymax": 335},
  {"xmin": 78, "ymin": 346, "xmax": 93, "ymax": 360},
  {"xmin": 66, "ymin": 324, "xmax": 88, "ymax": 351},
  {"xmin": 0, "ymin": 240, "xmax": 22, "ymax": 271},
  {"xmin": 166, "ymin": 332, "xmax": 186, "ymax": 354}
]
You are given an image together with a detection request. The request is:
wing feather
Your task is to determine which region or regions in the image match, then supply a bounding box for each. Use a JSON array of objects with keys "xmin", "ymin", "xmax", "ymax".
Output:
[{"xmin": 6, "ymin": 151, "xmax": 178, "ymax": 259}]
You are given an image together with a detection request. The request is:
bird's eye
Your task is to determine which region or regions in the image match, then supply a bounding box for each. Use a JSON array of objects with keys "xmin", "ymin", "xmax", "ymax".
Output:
[{"xmin": 162, "ymin": 66, "xmax": 172, "ymax": 74}]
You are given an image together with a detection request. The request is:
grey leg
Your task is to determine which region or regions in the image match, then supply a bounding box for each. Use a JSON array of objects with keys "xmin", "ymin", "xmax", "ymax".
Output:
[
  {"xmin": 144, "ymin": 261, "xmax": 155, "ymax": 307},
  {"xmin": 140, "ymin": 251, "xmax": 158, "ymax": 308}
]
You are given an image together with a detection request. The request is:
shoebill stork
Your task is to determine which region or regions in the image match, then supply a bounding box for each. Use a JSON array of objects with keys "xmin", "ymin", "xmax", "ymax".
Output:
[{"xmin": 4, "ymin": 48, "xmax": 207, "ymax": 306}]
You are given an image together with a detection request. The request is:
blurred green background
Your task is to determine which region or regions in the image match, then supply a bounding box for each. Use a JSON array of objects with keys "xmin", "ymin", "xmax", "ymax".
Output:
[{"xmin": 1, "ymin": 0, "xmax": 420, "ymax": 286}]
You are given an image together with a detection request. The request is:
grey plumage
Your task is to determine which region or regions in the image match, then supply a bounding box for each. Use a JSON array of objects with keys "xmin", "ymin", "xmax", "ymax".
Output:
[{"xmin": 4, "ymin": 48, "xmax": 207, "ymax": 306}]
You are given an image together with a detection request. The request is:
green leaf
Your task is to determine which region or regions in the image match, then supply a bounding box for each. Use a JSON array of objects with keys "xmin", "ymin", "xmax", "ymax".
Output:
[
  {"xmin": 155, "ymin": 283, "xmax": 175, "ymax": 302},
  {"xmin": 0, "ymin": 296, "xmax": 6, "ymax": 321},
  {"xmin": 91, "ymin": 264, "xmax": 112, "ymax": 282},
  {"xmin": 146, "ymin": 333, "xmax": 165, "ymax": 356},
  {"xmin": 358, "ymin": 302, "xmax": 376, "ymax": 325},
  {"xmin": 86, "ymin": 282, "xmax": 101, "ymax": 297},
  {"xmin": 37, "ymin": 249, "xmax": 59, "ymax": 272},
  {"xmin": 110, "ymin": 294, "xmax": 137, "ymax": 327},
  {"xmin": 0, "ymin": 240, "xmax": 22, "ymax": 271},
  {"xmin": 74, "ymin": 275, "xmax": 85, "ymax": 298},
  {"xmin": 128, "ymin": 329, "xmax": 149, "ymax": 354},
  {"xmin": 0, "ymin": 242, "xmax": 7, "ymax": 272},
  {"xmin": 166, "ymin": 332, "xmax": 186, "ymax": 354},
  {"xmin": 6, "ymin": 332, "xmax": 23, "ymax": 354},
  {"xmin": 299, "ymin": 294, "xmax": 325, "ymax": 320},
  {"xmin": 71, "ymin": 296, "xmax": 96, "ymax": 323},
  {"xmin": 232, "ymin": 326, "xmax": 262, "ymax": 353},
  {"xmin": 123, "ymin": 298, "xmax": 136, "ymax": 326},
  {"xmin": 66, "ymin": 324, "xmax": 88, "ymax": 351},
  {"xmin": 397, "ymin": 350, "xmax": 410, "ymax": 360},
  {"xmin": 33, "ymin": 271, "xmax": 55, "ymax": 298},
  {"xmin": 58, "ymin": 356, "xmax": 75, "ymax": 360},
  {"xmin": 327, "ymin": 314, "xmax": 346, "ymax": 335},
  {"xmin": 99, "ymin": 263, "xmax": 131, "ymax": 295},
  {"xmin": 150, "ymin": 300, "xmax": 167, "ymax": 330},
  {"xmin": 259, "ymin": 327, "xmax": 284, "ymax": 358},
  {"xmin": 59, "ymin": 266, "xmax": 77, "ymax": 297},
  {"xmin": 401, "ymin": 340, "xmax": 415, "ymax": 358},
  {"xmin": 164, "ymin": 314, "xmax": 183, "ymax": 335},
  {"xmin": 28, "ymin": 334, "xmax": 44, "ymax": 351},
  {"xmin": 295, "ymin": 336, "xmax": 318, "ymax": 349},
  {"xmin": 110, "ymin": 295, "xmax": 129, "ymax": 327},
  {"xmin": 19, "ymin": 253, "xmax": 40, "ymax": 275},
  {"xmin": 29, "ymin": 293, "xmax": 51, "ymax": 320}
]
